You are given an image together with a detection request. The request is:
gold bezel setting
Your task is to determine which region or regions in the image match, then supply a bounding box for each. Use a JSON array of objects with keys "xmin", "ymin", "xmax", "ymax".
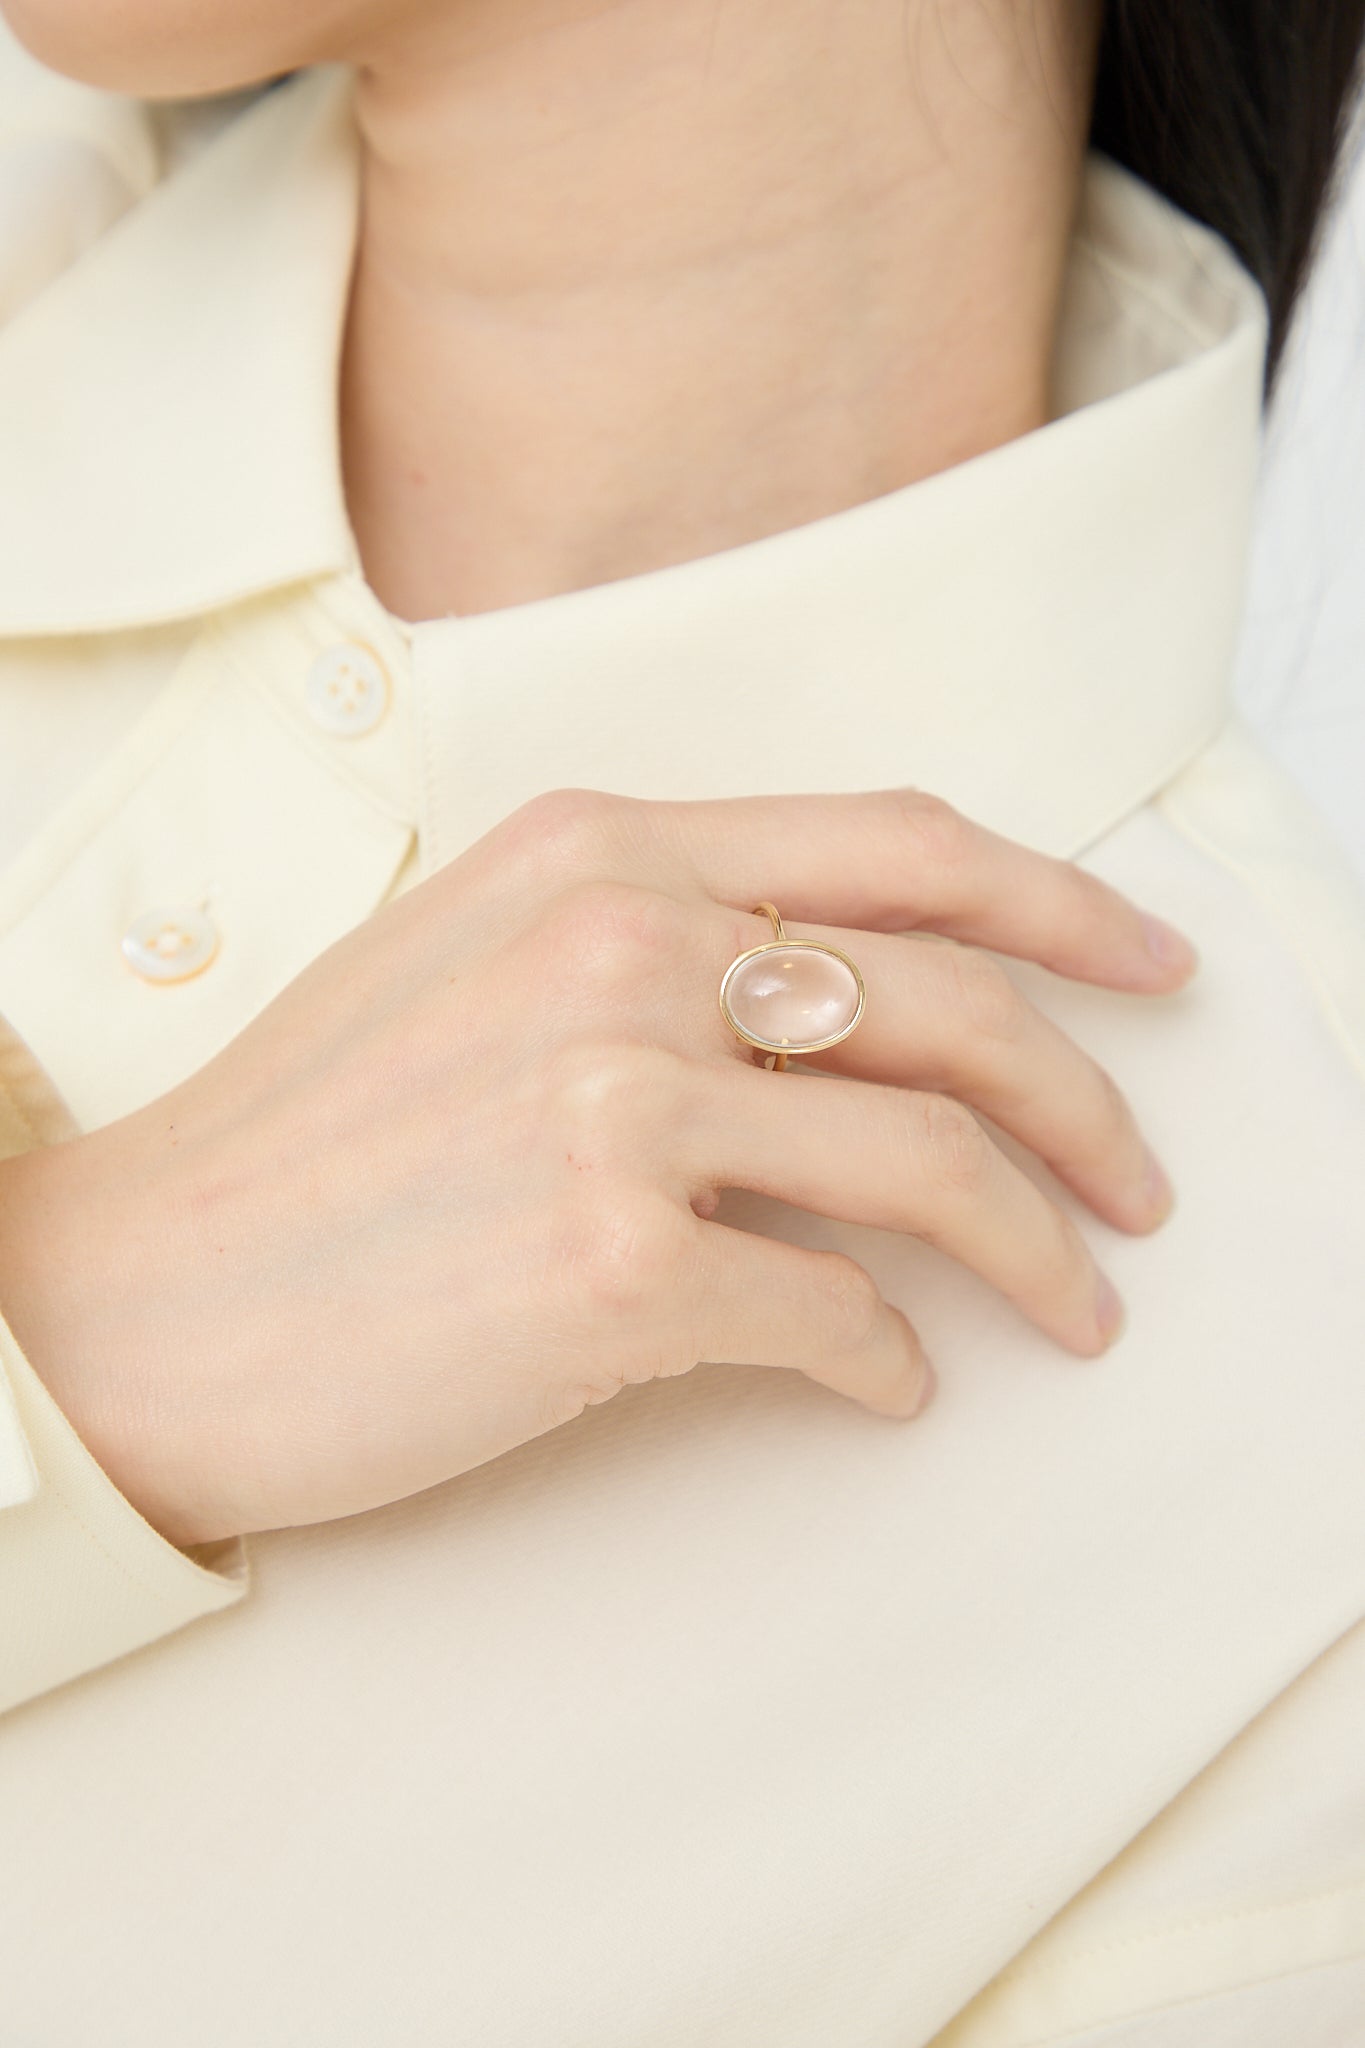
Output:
[{"xmin": 718, "ymin": 933, "xmax": 867, "ymax": 1058}]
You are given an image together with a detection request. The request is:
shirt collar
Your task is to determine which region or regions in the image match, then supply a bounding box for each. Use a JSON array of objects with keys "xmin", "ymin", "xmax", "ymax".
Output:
[
  {"xmin": 0, "ymin": 62, "xmax": 1269, "ymax": 853},
  {"xmin": 0, "ymin": 66, "xmax": 360, "ymax": 637}
]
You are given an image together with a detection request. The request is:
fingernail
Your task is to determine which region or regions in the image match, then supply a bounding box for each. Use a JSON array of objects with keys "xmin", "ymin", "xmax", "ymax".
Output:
[
  {"xmin": 1143, "ymin": 1146, "xmax": 1175, "ymax": 1222},
  {"xmin": 1140, "ymin": 913, "xmax": 1198, "ymax": 976},
  {"xmin": 907, "ymin": 1355, "xmax": 938, "ymax": 1418},
  {"xmin": 1095, "ymin": 1273, "xmax": 1125, "ymax": 1348}
]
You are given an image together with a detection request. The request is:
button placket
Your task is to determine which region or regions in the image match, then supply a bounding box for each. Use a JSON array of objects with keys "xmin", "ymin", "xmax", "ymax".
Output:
[{"xmin": 305, "ymin": 642, "xmax": 391, "ymax": 738}]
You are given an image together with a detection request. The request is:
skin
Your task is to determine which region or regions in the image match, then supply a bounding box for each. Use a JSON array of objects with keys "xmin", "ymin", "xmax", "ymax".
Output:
[
  {"xmin": 0, "ymin": 0, "xmax": 1198, "ymax": 1550},
  {"xmin": 4, "ymin": 0, "xmax": 1102, "ymax": 615},
  {"xmin": 0, "ymin": 790, "xmax": 1191, "ymax": 1546}
]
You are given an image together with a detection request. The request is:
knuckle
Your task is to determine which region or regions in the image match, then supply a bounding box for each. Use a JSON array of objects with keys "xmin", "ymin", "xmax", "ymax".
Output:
[
  {"xmin": 939, "ymin": 945, "xmax": 1021, "ymax": 1042},
  {"xmin": 551, "ymin": 878, "xmax": 690, "ymax": 988},
  {"xmin": 497, "ymin": 787, "xmax": 622, "ymax": 876},
  {"xmin": 543, "ymin": 1038, "xmax": 687, "ymax": 1150},
  {"xmin": 889, "ymin": 788, "xmax": 969, "ymax": 870},
  {"xmin": 817, "ymin": 1253, "xmax": 886, "ymax": 1352},
  {"xmin": 911, "ymin": 1092, "xmax": 992, "ymax": 1195},
  {"xmin": 567, "ymin": 1193, "xmax": 687, "ymax": 1321}
]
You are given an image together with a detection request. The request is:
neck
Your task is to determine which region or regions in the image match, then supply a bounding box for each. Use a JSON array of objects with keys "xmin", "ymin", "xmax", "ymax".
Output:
[{"xmin": 338, "ymin": 0, "xmax": 1100, "ymax": 620}]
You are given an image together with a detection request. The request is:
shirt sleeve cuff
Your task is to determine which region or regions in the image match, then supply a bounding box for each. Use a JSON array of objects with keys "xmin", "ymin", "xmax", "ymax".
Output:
[{"xmin": 0, "ymin": 1309, "xmax": 246, "ymax": 1714}]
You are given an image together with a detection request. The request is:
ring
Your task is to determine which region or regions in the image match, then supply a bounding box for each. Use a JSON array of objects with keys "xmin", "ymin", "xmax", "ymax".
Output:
[{"xmin": 719, "ymin": 902, "xmax": 867, "ymax": 1071}]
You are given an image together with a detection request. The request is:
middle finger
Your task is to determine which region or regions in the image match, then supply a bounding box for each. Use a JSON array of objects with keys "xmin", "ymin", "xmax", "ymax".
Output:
[{"xmin": 686, "ymin": 911, "xmax": 1170, "ymax": 1236}]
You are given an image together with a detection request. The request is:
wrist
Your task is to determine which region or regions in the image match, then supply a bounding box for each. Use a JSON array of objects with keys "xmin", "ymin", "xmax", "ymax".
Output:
[{"xmin": 0, "ymin": 1124, "xmax": 208, "ymax": 1547}]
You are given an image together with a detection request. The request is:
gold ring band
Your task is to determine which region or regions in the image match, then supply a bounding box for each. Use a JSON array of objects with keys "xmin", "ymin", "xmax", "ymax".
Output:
[{"xmin": 718, "ymin": 902, "xmax": 867, "ymax": 1072}]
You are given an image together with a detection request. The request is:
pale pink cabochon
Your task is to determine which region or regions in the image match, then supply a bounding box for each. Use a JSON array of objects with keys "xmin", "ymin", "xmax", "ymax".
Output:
[{"xmin": 722, "ymin": 943, "xmax": 861, "ymax": 1050}]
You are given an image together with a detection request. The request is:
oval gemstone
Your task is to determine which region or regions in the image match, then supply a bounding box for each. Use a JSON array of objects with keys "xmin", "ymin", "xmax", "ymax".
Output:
[{"xmin": 724, "ymin": 943, "xmax": 861, "ymax": 1051}]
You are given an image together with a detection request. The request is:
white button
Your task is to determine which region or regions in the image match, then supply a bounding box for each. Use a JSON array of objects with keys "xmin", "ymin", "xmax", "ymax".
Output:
[
  {"xmin": 305, "ymin": 642, "xmax": 390, "ymax": 737},
  {"xmin": 122, "ymin": 906, "xmax": 219, "ymax": 984}
]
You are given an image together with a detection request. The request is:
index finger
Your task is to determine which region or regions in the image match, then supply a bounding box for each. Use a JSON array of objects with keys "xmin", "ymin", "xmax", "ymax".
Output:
[{"xmin": 644, "ymin": 787, "xmax": 1198, "ymax": 993}]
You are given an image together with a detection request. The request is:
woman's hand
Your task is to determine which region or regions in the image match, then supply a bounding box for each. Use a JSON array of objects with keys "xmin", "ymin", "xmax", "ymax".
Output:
[{"xmin": 0, "ymin": 788, "xmax": 1195, "ymax": 1547}]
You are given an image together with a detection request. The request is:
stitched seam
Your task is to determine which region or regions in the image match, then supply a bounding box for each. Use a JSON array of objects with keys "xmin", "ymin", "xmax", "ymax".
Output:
[
  {"xmin": 17, "ymin": 1446, "xmax": 244, "ymax": 1605},
  {"xmin": 988, "ymin": 1879, "xmax": 1365, "ymax": 1990},
  {"xmin": 0, "ymin": 549, "xmax": 351, "ymax": 644},
  {"xmin": 1066, "ymin": 707, "xmax": 1230, "ymax": 862}
]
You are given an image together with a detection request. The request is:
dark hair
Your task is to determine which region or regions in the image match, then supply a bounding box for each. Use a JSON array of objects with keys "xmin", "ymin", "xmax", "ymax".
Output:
[{"xmin": 1091, "ymin": 0, "xmax": 1365, "ymax": 389}]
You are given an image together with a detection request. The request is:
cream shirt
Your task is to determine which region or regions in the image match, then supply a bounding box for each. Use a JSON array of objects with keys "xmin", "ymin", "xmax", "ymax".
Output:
[{"xmin": 0, "ymin": 52, "xmax": 1363, "ymax": 2048}]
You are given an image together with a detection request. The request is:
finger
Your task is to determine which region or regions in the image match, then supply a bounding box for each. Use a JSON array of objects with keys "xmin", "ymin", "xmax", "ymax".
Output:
[
  {"xmin": 647, "ymin": 787, "xmax": 1197, "ymax": 992},
  {"xmin": 785, "ymin": 925, "xmax": 1172, "ymax": 1234},
  {"xmin": 684, "ymin": 1066, "xmax": 1125, "ymax": 1357},
  {"xmin": 685, "ymin": 1220, "xmax": 937, "ymax": 1419},
  {"xmin": 686, "ymin": 906, "xmax": 1170, "ymax": 1232}
]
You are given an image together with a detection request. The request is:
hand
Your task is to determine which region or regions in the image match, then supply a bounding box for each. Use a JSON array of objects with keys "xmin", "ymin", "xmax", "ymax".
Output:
[{"xmin": 0, "ymin": 788, "xmax": 1195, "ymax": 1547}]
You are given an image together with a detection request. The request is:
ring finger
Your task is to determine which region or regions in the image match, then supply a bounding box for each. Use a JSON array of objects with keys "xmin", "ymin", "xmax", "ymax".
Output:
[
  {"xmin": 795, "ymin": 923, "xmax": 1168, "ymax": 1235},
  {"xmin": 691, "ymin": 911, "xmax": 1168, "ymax": 1236}
]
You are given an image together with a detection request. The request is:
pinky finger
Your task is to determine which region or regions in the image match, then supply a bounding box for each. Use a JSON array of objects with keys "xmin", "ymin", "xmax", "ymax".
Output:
[{"xmin": 687, "ymin": 1222, "xmax": 937, "ymax": 1421}]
